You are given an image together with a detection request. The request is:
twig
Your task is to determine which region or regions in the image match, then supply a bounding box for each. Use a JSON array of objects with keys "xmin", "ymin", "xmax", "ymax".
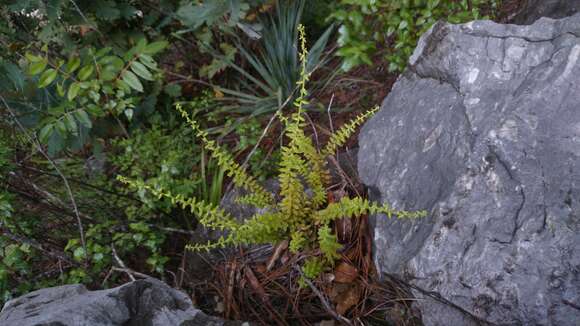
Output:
[
  {"xmin": 111, "ymin": 245, "xmax": 155, "ymax": 281},
  {"xmin": 112, "ymin": 267, "xmax": 153, "ymax": 280},
  {"xmin": 304, "ymin": 113, "xmax": 320, "ymax": 149},
  {"xmin": 327, "ymin": 93, "xmax": 335, "ymax": 134},
  {"xmin": 1, "ymin": 94, "xmax": 89, "ymax": 265},
  {"xmin": 111, "ymin": 245, "xmax": 135, "ymax": 281},
  {"xmin": 69, "ymin": 0, "xmax": 103, "ymax": 37},
  {"xmin": 295, "ymin": 266, "xmax": 354, "ymax": 325}
]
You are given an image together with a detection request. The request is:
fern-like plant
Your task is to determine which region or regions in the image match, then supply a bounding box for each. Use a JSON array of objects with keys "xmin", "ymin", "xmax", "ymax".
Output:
[{"xmin": 118, "ymin": 24, "xmax": 426, "ymax": 280}]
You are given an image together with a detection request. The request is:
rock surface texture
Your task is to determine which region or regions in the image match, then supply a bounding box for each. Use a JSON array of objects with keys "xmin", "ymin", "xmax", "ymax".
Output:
[
  {"xmin": 358, "ymin": 15, "xmax": 580, "ymax": 326},
  {"xmin": 514, "ymin": 0, "xmax": 580, "ymax": 25},
  {"xmin": 0, "ymin": 278, "xmax": 237, "ymax": 326}
]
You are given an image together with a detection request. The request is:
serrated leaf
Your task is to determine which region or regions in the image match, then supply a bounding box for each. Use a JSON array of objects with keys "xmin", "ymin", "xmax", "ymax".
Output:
[
  {"xmin": 38, "ymin": 68, "xmax": 58, "ymax": 88},
  {"xmin": 28, "ymin": 60, "xmax": 47, "ymax": 75},
  {"xmin": 75, "ymin": 110, "xmax": 92, "ymax": 128},
  {"xmin": 130, "ymin": 61, "xmax": 153, "ymax": 80},
  {"xmin": 66, "ymin": 56, "xmax": 81, "ymax": 73},
  {"xmin": 121, "ymin": 70, "xmax": 143, "ymax": 92},
  {"xmin": 68, "ymin": 82, "xmax": 81, "ymax": 101},
  {"xmin": 77, "ymin": 65, "xmax": 94, "ymax": 81},
  {"xmin": 143, "ymin": 41, "xmax": 168, "ymax": 55}
]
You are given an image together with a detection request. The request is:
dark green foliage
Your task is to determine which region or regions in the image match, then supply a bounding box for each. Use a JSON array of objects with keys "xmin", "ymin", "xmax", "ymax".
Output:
[{"xmin": 329, "ymin": 0, "xmax": 500, "ymax": 71}]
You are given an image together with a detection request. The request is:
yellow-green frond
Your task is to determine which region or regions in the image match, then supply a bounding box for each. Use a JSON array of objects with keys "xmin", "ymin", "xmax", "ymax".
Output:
[
  {"xmin": 175, "ymin": 104, "xmax": 273, "ymax": 207},
  {"xmin": 235, "ymin": 212, "xmax": 288, "ymax": 244},
  {"xmin": 186, "ymin": 235, "xmax": 235, "ymax": 252},
  {"xmin": 117, "ymin": 175, "xmax": 240, "ymax": 231},
  {"xmin": 322, "ymin": 105, "xmax": 380, "ymax": 157},
  {"xmin": 318, "ymin": 225, "xmax": 342, "ymax": 263},
  {"xmin": 315, "ymin": 196, "xmax": 427, "ymax": 224}
]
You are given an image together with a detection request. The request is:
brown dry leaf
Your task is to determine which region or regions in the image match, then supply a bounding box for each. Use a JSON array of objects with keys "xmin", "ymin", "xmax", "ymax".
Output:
[
  {"xmin": 334, "ymin": 262, "xmax": 359, "ymax": 283},
  {"xmin": 329, "ymin": 283, "xmax": 350, "ymax": 302},
  {"xmin": 336, "ymin": 284, "xmax": 361, "ymax": 315}
]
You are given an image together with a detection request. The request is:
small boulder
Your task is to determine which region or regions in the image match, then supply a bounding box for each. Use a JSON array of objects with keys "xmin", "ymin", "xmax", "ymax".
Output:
[{"xmin": 0, "ymin": 278, "xmax": 239, "ymax": 326}]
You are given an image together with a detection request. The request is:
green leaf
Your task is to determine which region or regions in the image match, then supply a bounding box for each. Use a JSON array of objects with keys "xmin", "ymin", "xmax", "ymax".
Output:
[
  {"xmin": 38, "ymin": 68, "xmax": 58, "ymax": 88},
  {"xmin": 66, "ymin": 57, "xmax": 81, "ymax": 73},
  {"xmin": 38, "ymin": 124, "xmax": 53, "ymax": 143},
  {"xmin": 138, "ymin": 54, "xmax": 157, "ymax": 69},
  {"xmin": 124, "ymin": 108, "xmax": 134, "ymax": 120},
  {"xmin": 73, "ymin": 247, "xmax": 86, "ymax": 261},
  {"xmin": 2, "ymin": 62, "xmax": 25, "ymax": 90},
  {"xmin": 95, "ymin": 1, "xmax": 121, "ymax": 21},
  {"xmin": 25, "ymin": 52, "xmax": 43, "ymax": 63},
  {"xmin": 75, "ymin": 110, "xmax": 92, "ymax": 128},
  {"xmin": 130, "ymin": 61, "xmax": 153, "ymax": 80},
  {"xmin": 143, "ymin": 41, "xmax": 168, "ymax": 55},
  {"xmin": 64, "ymin": 114, "xmax": 78, "ymax": 133},
  {"xmin": 95, "ymin": 47, "xmax": 112, "ymax": 58},
  {"xmin": 77, "ymin": 65, "xmax": 94, "ymax": 81},
  {"xmin": 177, "ymin": 2, "xmax": 230, "ymax": 29},
  {"xmin": 100, "ymin": 56, "xmax": 125, "ymax": 81},
  {"xmin": 57, "ymin": 82, "xmax": 65, "ymax": 96},
  {"xmin": 68, "ymin": 82, "xmax": 81, "ymax": 101},
  {"xmin": 28, "ymin": 60, "xmax": 47, "ymax": 75},
  {"xmin": 121, "ymin": 70, "xmax": 143, "ymax": 92},
  {"xmin": 56, "ymin": 120, "xmax": 67, "ymax": 134},
  {"xmin": 163, "ymin": 83, "xmax": 182, "ymax": 97}
]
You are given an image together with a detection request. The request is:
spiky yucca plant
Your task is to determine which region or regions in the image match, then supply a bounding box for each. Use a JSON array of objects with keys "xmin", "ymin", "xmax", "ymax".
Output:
[{"xmin": 118, "ymin": 25, "xmax": 425, "ymax": 279}]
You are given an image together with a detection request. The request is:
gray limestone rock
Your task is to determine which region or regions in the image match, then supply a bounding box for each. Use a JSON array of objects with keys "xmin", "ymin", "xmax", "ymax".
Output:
[
  {"xmin": 514, "ymin": 0, "xmax": 580, "ymax": 25},
  {"xmin": 358, "ymin": 15, "xmax": 580, "ymax": 326},
  {"xmin": 0, "ymin": 278, "xmax": 238, "ymax": 326}
]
